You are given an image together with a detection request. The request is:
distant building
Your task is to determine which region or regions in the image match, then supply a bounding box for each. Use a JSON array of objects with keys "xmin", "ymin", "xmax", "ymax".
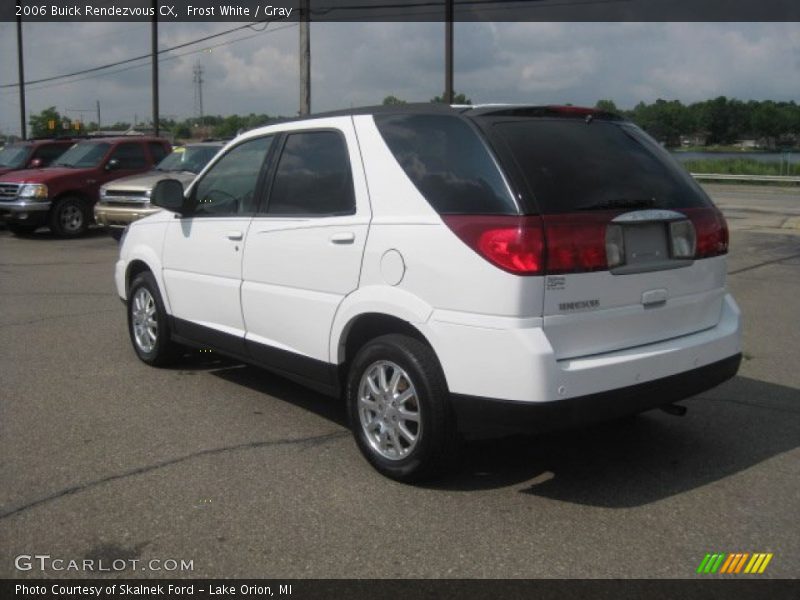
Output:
[{"xmin": 680, "ymin": 133, "xmax": 709, "ymax": 147}]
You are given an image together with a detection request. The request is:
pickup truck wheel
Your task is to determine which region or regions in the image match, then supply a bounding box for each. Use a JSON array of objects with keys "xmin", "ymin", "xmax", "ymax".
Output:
[
  {"xmin": 347, "ymin": 334, "xmax": 459, "ymax": 482},
  {"xmin": 7, "ymin": 222, "xmax": 38, "ymax": 236},
  {"xmin": 127, "ymin": 272, "xmax": 180, "ymax": 366},
  {"xmin": 50, "ymin": 196, "xmax": 88, "ymax": 237}
]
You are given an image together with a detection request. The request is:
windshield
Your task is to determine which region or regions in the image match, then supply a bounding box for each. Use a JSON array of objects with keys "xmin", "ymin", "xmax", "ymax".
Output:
[
  {"xmin": 156, "ymin": 145, "xmax": 220, "ymax": 173},
  {"xmin": 0, "ymin": 145, "xmax": 31, "ymax": 168},
  {"xmin": 53, "ymin": 142, "xmax": 110, "ymax": 168},
  {"xmin": 483, "ymin": 118, "xmax": 712, "ymax": 214}
]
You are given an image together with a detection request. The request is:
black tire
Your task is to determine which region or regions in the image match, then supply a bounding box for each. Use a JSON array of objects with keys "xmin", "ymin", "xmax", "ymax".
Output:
[
  {"xmin": 346, "ymin": 334, "xmax": 459, "ymax": 482},
  {"xmin": 49, "ymin": 196, "xmax": 89, "ymax": 237},
  {"xmin": 110, "ymin": 228, "xmax": 124, "ymax": 241},
  {"xmin": 7, "ymin": 221, "xmax": 38, "ymax": 236},
  {"xmin": 127, "ymin": 271, "xmax": 181, "ymax": 366}
]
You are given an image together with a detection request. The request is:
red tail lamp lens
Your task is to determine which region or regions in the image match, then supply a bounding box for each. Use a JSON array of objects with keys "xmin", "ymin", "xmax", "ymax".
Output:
[
  {"xmin": 542, "ymin": 213, "xmax": 613, "ymax": 274},
  {"xmin": 442, "ymin": 215, "xmax": 544, "ymax": 275},
  {"xmin": 682, "ymin": 207, "xmax": 729, "ymax": 258}
]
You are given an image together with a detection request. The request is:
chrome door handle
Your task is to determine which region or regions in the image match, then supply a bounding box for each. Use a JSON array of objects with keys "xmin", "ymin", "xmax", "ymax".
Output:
[
  {"xmin": 330, "ymin": 232, "xmax": 355, "ymax": 245},
  {"xmin": 226, "ymin": 231, "xmax": 243, "ymax": 241}
]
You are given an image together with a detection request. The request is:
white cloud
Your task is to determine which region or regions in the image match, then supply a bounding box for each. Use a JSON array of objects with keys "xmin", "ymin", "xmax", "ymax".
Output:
[{"xmin": 0, "ymin": 21, "xmax": 798, "ymax": 137}]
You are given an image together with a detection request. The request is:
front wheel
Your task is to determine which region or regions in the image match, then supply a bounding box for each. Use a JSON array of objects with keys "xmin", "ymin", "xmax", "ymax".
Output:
[
  {"xmin": 346, "ymin": 334, "xmax": 459, "ymax": 482},
  {"xmin": 127, "ymin": 271, "xmax": 180, "ymax": 366},
  {"xmin": 49, "ymin": 196, "xmax": 88, "ymax": 237}
]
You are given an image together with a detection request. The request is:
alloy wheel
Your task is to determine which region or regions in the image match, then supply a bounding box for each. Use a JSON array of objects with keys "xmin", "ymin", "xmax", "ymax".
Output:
[{"xmin": 358, "ymin": 360, "xmax": 421, "ymax": 461}]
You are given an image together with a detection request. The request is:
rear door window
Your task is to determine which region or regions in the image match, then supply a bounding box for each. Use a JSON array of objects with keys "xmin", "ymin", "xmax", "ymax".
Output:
[
  {"xmin": 375, "ymin": 114, "xmax": 517, "ymax": 215},
  {"xmin": 484, "ymin": 117, "xmax": 712, "ymax": 214},
  {"xmin": 266, "ymin": 131, "xmax": 355, "ymax": 216}
]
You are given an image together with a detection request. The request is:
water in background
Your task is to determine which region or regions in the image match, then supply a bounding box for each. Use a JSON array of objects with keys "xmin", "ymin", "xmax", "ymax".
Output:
[{"xmin": 672, "ymin": 152, "xmax": 799, "ymax": 165}]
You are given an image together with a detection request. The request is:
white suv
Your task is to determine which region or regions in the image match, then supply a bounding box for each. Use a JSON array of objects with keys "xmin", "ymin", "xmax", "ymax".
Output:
[{"xmin": 115, "ymin": 104, "xmax": 742, "ymax": 481}]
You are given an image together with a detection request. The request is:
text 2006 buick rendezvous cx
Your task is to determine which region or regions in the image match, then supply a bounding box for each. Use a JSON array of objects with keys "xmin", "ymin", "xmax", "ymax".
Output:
[{"xmin": 114, "ymin": 104, "xmax": 741, "ymax": 481}]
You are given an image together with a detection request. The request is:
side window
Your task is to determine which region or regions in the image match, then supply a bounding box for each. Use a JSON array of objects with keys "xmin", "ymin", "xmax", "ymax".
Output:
[
  {"xmin": 148, "ymin": 142, "xmax": 169, "ymax": 164},
  {"xmin": 267, "ymin": 131, "xmax": 355, "ymax": 216},
  {"xmin": 109, "ymin": 142, "xmax": 148, "ymax": 169},
  {"xmin": 193, "ymin": 136, "xmax": 273, "ymax": 217},
  {"xmin": 33, "ymin": 144, "xmax": 69, "ymax": 165},
  {"xmin": 374, "ymin": 114, "xmax": 517, "ymax": 215}
]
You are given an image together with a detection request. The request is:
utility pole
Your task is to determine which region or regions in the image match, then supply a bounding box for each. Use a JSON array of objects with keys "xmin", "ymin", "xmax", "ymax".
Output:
[
  {"xmin": 96, "ymin": 100, "xmax": 101, "ymax": 131},
  {"xmin": 193, "ymin": 63, "xmax": 205, "ymax": 125},
  {"xmin": 299, "ymin": 0, "xmax": 310, "ymax": 115},
  {"xmin": 16, "ymin": 1, "xmax": 26, "ymax": 139},
  {"xmin": 444, "ymin": 0, "xmax": 454, "ymax": 104},
  {"xmin": 152, "ymin": 0, "xmax": 160, "ymax": 136}
]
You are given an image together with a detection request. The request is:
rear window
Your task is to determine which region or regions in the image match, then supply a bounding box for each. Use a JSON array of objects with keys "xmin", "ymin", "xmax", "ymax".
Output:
[
  {"xmin": 374, "ymin": 114, "xmax": 517, "ymax": 215},
  {"xmin": 484, "ymin": 118, "xmax": 712, "ymax": 214}
]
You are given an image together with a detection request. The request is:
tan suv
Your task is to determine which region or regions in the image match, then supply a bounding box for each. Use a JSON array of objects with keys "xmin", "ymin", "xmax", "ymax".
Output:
[{"xmin": 95, "ymin": 142, "xmax": 223, "ymax": 239}]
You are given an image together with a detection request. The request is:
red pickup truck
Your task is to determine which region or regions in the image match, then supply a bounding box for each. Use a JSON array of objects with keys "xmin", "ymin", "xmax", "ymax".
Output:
[
  {"xmin": 0, "ymin": 138, "xmax": 75, "ymax": 177},
  {"xmin": 0, "ymin": 136, "xmax": 171, "ymax": 237}
]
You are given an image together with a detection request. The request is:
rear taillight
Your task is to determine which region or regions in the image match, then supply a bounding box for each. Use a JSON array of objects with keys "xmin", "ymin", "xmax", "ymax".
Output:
[
  {"xmin": 443, "ymin": 207, "xmax": 726, "ymax": 276},
  {"xmin": 442, "ymin": 213, "xmax": 614, "ymax": 276},
  {"xmin": 541, "ymin": 213, "xmax": 612, "ymax": 274},
  {"xmin": 683, "ymin": 207, "xmax": 729, "ymax": 258},
  {"xmin": 441, "ymin": 215, "xmax": 544, "ymax": 275}
]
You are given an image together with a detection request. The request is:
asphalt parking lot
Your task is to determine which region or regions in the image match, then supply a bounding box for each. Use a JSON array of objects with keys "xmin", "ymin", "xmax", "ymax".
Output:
[{"xmin": 1, "ymin": 184, "xmax": 798, "ymax": 579}]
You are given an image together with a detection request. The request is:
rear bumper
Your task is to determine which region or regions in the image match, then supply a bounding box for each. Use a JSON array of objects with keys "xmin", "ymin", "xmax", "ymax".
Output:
[
  {"xmin": 452, "ymin": 352, "xmax": 741, "ymax": 434},
  {"xmin": 94, "ymin": 202, "xmax": 160, "ymax": 228}
]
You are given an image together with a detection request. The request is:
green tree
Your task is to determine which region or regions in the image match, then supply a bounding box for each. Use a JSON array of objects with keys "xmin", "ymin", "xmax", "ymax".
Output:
[
  {"xmin": 594, "ymin": 99, "xmax": 618, "ymax": 114},
  {"xmin": 430, "ymin": 92, "xmax": 472, "ymax": 105},
  {"xmin": 29, "ymin": 107, "xmax": 72, "ymax": 138},
  {"xmin": 751, "ymin": 102, "xmax": 783, "ymax": 147},
  {"xmin": 382, "ymin": 95, "xmax": 407, "ymax": 106},
  {"xmin": 628, "ymin": 99, "xmax": 694, "ymax": 147}
]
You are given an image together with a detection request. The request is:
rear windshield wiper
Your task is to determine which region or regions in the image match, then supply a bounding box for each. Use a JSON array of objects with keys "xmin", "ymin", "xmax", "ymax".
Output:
[{"xmin": 577, "ymin": 197, "xmax": 656, "ymax": 211}]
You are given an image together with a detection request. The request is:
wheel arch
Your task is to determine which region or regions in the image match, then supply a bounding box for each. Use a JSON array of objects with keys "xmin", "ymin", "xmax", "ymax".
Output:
[
  {"xmin": 123, "ymin": 249, "xmax": 171, "ymax": 314},
  {"xmin": 53, "ymin": 189, "xmax": 92, "ymax": 204},
  {"xmin": 126, "ymin": 259, "xmax": 152, "ymax": 292},
  {"xmin": 330, "ymin": 287, "xmax": 435, "ymax": 366}
]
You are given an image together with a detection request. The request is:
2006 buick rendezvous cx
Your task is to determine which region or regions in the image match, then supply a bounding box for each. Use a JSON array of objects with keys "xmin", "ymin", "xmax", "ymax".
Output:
[{"xmin": 114, "ymin": 104, "xmax": 742, "ymax": 481}]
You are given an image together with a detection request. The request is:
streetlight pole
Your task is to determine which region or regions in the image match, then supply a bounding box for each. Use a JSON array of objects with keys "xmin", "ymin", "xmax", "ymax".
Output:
[
  {"xmin": 299, "ymin": 0, "xmax": 311, "ymax": 115},
  {"xmin": 152, "ymin": 0, "xmax": 160, "ymax": 136},
  {"xmin": 444, "ymin": 0, "xmax": 454, "ymax": 104},
  {"xmin": 16, "ymin": 1, "xmax": 27, "ymax": 139}
]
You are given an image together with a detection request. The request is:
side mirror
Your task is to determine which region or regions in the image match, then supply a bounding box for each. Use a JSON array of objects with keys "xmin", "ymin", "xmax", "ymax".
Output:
[
  {"xmin": 105, "ymin": 158, "xmax": 120, "ymax": 171},
  {"xmin": 151, "ymin": 179, "xmax": 186, "ymax": 213},
  {"xmin": 28, "ymin": 158, "xmax": 43, "ymax": 168}
]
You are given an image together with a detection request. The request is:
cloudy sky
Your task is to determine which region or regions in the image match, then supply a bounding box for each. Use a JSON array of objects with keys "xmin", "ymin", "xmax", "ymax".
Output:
[{"xmin": 0, "ymin": 21, "xmax": 798, "ymax": 135}]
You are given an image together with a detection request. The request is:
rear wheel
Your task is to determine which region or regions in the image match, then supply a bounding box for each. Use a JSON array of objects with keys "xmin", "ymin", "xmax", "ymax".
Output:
[
  {"xmin": 7, "ymin": 222, "xmax": 38, "ymax": 236},
  {"xmin": 346, "ymin": 334, "xmax": 459, "ymax": 482},
  {"xmin": 49, "ymin": 196, "xmax": 88, "ymax": 237},
  {"xmin": 127, "ymin": 271, "xmax": 181, "ymax": 366}
]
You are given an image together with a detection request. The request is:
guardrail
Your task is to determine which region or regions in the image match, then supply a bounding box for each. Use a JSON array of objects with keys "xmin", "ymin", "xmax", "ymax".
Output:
[{"xmin": 691, "ymin": 173, "xmax": 800, "ymax": 183}]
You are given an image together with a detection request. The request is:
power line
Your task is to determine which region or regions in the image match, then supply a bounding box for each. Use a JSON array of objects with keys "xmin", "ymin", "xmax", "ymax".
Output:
[
  {"xmin": 0, "ymin": 24, "xmax": 297, "ymax": 95},
  {"xmin": 309, "ymin": 0, "xmax": 626, "ymax": 16},
  {"xmin": 0, "ymin": 18, "xmax": 288, "ymax": 90},
  {"xmin": 2, "ymin": 0, "xmax": 628, "ymax": 91}
]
